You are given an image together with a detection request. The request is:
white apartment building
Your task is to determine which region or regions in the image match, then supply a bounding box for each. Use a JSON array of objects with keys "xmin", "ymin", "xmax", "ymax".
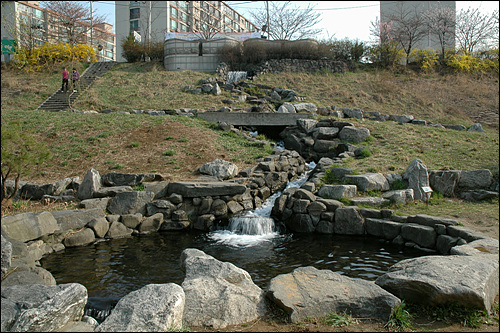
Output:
[
  {"xmin": 1, "ymin": 1, "xmax": 116, "ymax": 62},
  {"xmin": 115, "ymin": 1, "xmax": 258, "ymax": 62}
]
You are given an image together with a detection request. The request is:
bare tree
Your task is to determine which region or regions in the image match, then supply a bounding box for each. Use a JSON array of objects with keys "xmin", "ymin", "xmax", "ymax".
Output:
[
  {"xmin": 41, "ymin": 1, "xmax": 107, "ymax": 46},
  {"xmin": 423, "ymin": 5, "xmax": 455, "ymax": 59},
  {"xmin": 369, "ymin": 16, "xmax": 394, "ymax": 45},
  {"xmin": 191, "ymin": 5, "xmax": 222, "ymax": 40},
  {"xmin": 383, "ymin": 2, "xmax": 428, "ymax": 65},
  {"xmin": 456, "ymin": 7, "xmax": 498, "ymax": 53},
  {"xmin": 249, "ymin": 1, "xmax": 322, "ymax": 40}
]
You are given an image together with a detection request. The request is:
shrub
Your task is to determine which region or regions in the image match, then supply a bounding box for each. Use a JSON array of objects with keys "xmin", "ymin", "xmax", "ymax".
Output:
[
  {"xmin": 121, "ymin": 33, "xmax": 143, "ymax": 62},
  {"xmin": 367, "ymin": 41, "xmax": 405, "ymax": 68},
  {"xmin": 12, "ymin": 42, "xmax": 96, "ymax": 72},
  {"xmin": 411, "ymin": 48, "xmax": 440, "ymax": 73}
]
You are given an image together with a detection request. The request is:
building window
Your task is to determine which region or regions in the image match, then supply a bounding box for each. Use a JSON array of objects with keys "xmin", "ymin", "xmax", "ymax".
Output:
[
  {"xmin": 130, "ymin": 8, "xmax": 140, "ymax": 20},
  {"xmin": 180, "ymin": 11, "xmax": 188, "ymax": 23},
  {"xmin": 180, "ymin": 23, "xmax": 188, "ymax": 32},
  {"xmin": 130, "ymin": 1, "xmax": 139, "ymax": 8},
  {"xmin": 170, "ymin": 19, "xmax": 178, "ymax": 31},
  {"xmin": 130, "ymin": 20, "xmax": 140, "ymax": 32},
  {"xmin": 170, "ymin": 6, "xmax": 177, "ymax": 19}
]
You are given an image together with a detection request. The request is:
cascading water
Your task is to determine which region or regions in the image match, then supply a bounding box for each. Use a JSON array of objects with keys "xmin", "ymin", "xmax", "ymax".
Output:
[
  {"xmin": 226, "ymin": 71, "xmax": 248, "ymax": 84},
  {"xmin": 208, "ymin": 161, "xmax": 316, "ymax": 247}
]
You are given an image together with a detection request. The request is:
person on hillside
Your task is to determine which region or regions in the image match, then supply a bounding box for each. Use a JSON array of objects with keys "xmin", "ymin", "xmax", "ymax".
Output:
[
  {"xmin": 61, "ymin": 67, "xmax": 69, "ymax": 93},
  {"xmin": 71, "ymin": 68, "xmax": 80, "ymax": 92}
]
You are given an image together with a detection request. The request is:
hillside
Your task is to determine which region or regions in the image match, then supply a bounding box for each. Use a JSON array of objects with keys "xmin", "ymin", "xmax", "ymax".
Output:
[{"xmin": 1, "ymin": 60, "xmax": 499, "ymax": 332}]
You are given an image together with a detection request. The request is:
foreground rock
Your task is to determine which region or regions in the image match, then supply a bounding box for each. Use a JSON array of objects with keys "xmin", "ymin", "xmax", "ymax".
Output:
[
  {"xmin": 1, "ymin": 283, "xmax": 87, "ymax": 332},
  {"xmin": 95, "ymin": 283, "xmax": 184, "ymax": 332},
  {"xmin": 180, "ymin": 248, "xmax": 266, "ymax": 329},
  {"xmin": 267, "ymin": 266, "xmax": 401, "ymax": 323},
  {"xmin": 375, "ymin": 254, "xmax": 499, "ymax": 313}
]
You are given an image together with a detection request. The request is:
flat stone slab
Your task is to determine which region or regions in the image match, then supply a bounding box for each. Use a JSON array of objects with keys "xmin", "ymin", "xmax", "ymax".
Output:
[
  {"xmin": 198, "ymin": 111, "xmax": 312, "ymax": 126},
  {"xmin": 375, "ymin": 254, "xmax": 499, "ymax": 313},
  {"xmin": 268, "ymin": 266, "xmax": 400, "ymax": 323},
  {"xmin": 167, "ymin": 181, "xmax": 246, "ymax": 197}
]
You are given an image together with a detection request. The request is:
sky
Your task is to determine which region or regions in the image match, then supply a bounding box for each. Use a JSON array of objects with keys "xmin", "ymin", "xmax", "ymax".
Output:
[{"xmin": 89, "ymin": 1, "xmax": 499, "ymax": 43}]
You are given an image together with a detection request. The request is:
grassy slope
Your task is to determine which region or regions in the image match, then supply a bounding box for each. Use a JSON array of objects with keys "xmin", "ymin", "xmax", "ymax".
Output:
[{"xmin": 1, "ymin": 61, "xmax": 498, "ymax": 226}]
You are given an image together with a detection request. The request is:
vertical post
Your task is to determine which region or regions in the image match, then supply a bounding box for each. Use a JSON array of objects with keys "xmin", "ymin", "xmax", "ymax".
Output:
[
  {"xmin": 90, "ymin": 1, "xmax": 94, "ymax": 59},
  {"xmin": 265, "ymin": 1, "xmax": 269, "ymax": 39}
]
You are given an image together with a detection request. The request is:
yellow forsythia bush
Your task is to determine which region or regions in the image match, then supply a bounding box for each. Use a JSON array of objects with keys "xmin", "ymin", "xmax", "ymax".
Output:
[
  {"xmin": 410, "ymin": 49, "xmax": 440, "ymax": 73},
  {"xmin": 446, "ymin": 50, "xmax": 499, "ymax": 74},
  {"xmin": 13, "ymin": 42, "xmax": 96, "ymax": 71}
]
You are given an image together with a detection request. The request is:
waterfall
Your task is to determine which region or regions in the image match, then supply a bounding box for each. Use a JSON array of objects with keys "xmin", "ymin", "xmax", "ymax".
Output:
[
  {"xmin": 208, "ymin": 161, "xmax": 316, "ymax": 247},
  {"xmin": 226, "ymin": 71, "xmax": 248, "ymax": 84}
]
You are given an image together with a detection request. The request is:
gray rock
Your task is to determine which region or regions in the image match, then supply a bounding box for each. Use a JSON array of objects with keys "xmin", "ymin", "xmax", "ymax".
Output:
[
  {"xmin": 443, "ymin": 124, "xmax": 467, "ymax": 131},
  {"xmin": 138, "ymin": 213, "xmax": 163, "ymax": 234},
  {"xmin": 400, "ymin": 223, "xmax": 436, "ymax": 249},
  {"xmin": 334, "ymin": 206, "xmax": 365, "ymax": 235},
  {"xmin": 318, "ymin": 185, "xmax": 357, "ymax": 200},
  {"xmin": 457, "ymin": 169, "xmax": 493, "ymax": 192},
  {"xmin": 144, "ymin": 181, "xmax": 170, "ymax": 199},
  {"xmin": 287, "ymin": 213, "xmax": 315, "ymax": 233},
  {"xmin": 375, "ymin": 254, "xmax": 499, "ymax": 313},
  {"xmin": 345, "ymin": 173, "xmax": 390, "ymax": 192},
  {"xmin": 338, "ymin": 126, "xmax": 370, "ymax": 143},
  {"xmin": 403, "ymin": 158, "xmax": 430, "ymax": 201},
  {"xmin": 450, "ymin": 238, "xmax": 499, "ymax": 255},
  {"xmin": 382, "ymin": 189, "xmax": 414, "ymax": 204},
  {"xmin": 342, "ymin": 108, "xmax": 364, "ymax": 120},
  {"xmin": 428, "ymin": 170, "xmax": 461, "ymax": 197},
  {"xmin": 1, "ymin": 234, "xmax": 12, "ymax": 278},
  {"xmin": 268, "ymin": 266, "xmax": 400, "ymax": 323},
  {"xmin": 181, "ymin": 248, "xmax": 266, "ymax": 329},
  {"xmin": 1, "ymin": 283, "xmax": 87, "ymax": 332},
  {"xmin": 107, "ymin": 191, "xmax": 155, "ymax": 215},
  {"xmin": 95, "ymin": 284, "xmax": 184, "ymax": 332},
  {"xmin": 365, "ymin": 218, "xmax": 402, "ymax": 240},
  {"xmin": 105, "ymin": 222, "xmax": 133, "ymax": 239},
  {"xmin": 294, "ymin": 102, "xmax": 317, "ymax": 113},
  {"xmin": 1, "ymin": 211, "xmax": 59, "ymax": 243},
  {"xmin": 277, "ymin": 102, "xmax": 296, "ymax": 113},
  {"xmin": 101, "ymin": 173, "xmax": 145, "ymax": 187},
  {"xmin": 93, "ymin": 186, "xmax": 133, "ymax": 198},
  {"xmin": 199, "ymin": 159, "xmax": 239, "ymax": 180},
  {"xmin": 406, "ymin": 214, "xmax": 458, "ymax": 227},
  {"xmin": 121, "ymin": 213, "xmax": 143, "ymax": 229},
  {"xmin": 467, "ymin": 123, "xmax": 484, "ymax": 132},
  {"xmin": 87, "ymin": 217, "xmax": 110, "ymax": 238},
  {"xmin": 313, "ymin": 127, "xmax": 339, "ymax": 140},
  {"xmin": 79, "ymin": 197, "xmax": 110, "ymax": 210},
  {"xmin": 52, "ymin": 208, "xmax": 106, "ymax": 232},
  {"xmin": 77, "ymin": 168, "xmax": 101, "ymax": 200},
  {"xmin": 18, "ymin": 183, "xmax": 56, "ymax": 200},
  {"xmin": 63, "ymin": 228, "xmax": 95, "ymax": 248},
  {"xmin": 350, "ymin": 197, "xmax": 390, "ymax": 207},
  {"xmin": 296, "ymin": 118, "xmax": 318, "ymax": 133},
  {"xmin": 168, "ymin": 182, "xmax": 246, "ymax": 197},
  {"xmin": 389, "ymin": 114, "xmax": 414, "ymax": 123}
]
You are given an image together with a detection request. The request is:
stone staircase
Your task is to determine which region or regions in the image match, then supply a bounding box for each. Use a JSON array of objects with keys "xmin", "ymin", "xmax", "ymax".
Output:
[{"xmin": 36, "ymin": 61, "xmax": 116, "ymax": 112}]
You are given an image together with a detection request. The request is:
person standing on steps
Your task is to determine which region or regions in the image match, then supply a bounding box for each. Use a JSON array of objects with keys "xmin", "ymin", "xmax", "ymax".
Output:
[
  {"xmin": 71, "ymin": 68, "xmax": 80, "ymax": 92},
  {"xmin": 61, "ymin": 67, "xmax": 69, "ymax": 93}
]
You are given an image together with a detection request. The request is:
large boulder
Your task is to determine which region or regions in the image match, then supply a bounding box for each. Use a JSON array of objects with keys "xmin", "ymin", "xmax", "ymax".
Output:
[
  {"xmin": 107, "ymin": 191, "xmax": 155, "ymax": 215},
  {"xmin": 317, "ymin": 185, "xmax": 357, "ymax": 200},
  {"xmin": 338, "ymin": 126, "xmax": 370, "ymax": 143},
  {"xmin": 199, "ymin": 159, "xmax": 239, "ymax": 180},
  {"xmin": 456, "ymin": 169, "xmax": 494, "ymax": 192},
  {"xmin": 181, "ymin": 248, "xmax": 266, "ymax": 329},
  {"xmin": 63, "ymin": 228, "xmax": 96, "ymax": 247},
  {"xmin": 344, "ymin": 173, "xmax": 390, "ymax": 192},
  {"xmin": 428, "ymin": 170, "xmax": 461, "ymax": 197},
  {"xmin": 167, "ymin": 182, "xmax": 246, "ymax": 197},
  {"xmin": 77, "ymin": 168, "xmax": 101, "ymax": 200},
  {"xmin": 1, "ymin": 283, "xmax": 87, "ymax": 332},
  {"xmin": 51, "ymin": 208, "xmax": 106, "ymax": 232},
  {"xmin": 1, "ymin": 211, "xmax": 59, "ymax": 243},
  {"xmin": 95, "ymin": 284, "xmax": 184, "ymax": 332},
  {"xmin": 101, "ymin": 172, "xmax": 145, "ymax": 186},
  {"xmin": 376, "ymin": 255, "xmax": 499, "ymax": 313},
  {"xmin": 334, "ymin": 206, "xmax": 365, "ymax": 235},
  {"xmin": 403, "ymin": 158, "xmax": 430, "ymax": 201},
  {"xmin": 267, "ymin": 266, "xmax": 400, "ymax": 323}
]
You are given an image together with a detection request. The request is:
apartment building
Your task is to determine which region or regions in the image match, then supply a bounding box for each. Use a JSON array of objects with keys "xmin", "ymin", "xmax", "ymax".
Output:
[
  {"xmin": 115, "ymin": 1, "xmax": 258, "ymax": 62},
  {"xmin": 380, "ymin": 1, "xmax": 456, "ymax": 52},
  {"xmin": 1, "ymin": 1, "xmax": 116, "ymax": 62}
]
